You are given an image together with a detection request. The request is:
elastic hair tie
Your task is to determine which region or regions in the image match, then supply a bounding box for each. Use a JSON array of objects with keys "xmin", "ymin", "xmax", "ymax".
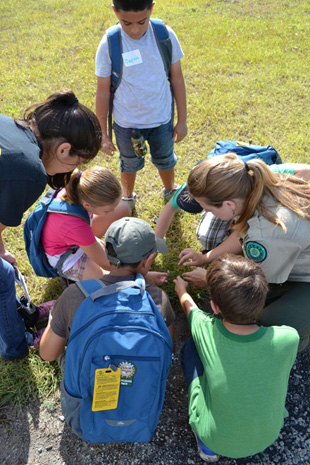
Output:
[
  {"xmin": 77, "ymin": 171, "xmax": 82, "ymax": 179},
  {"xmin": 244, "ymin": 161, "xmax": 250, "ymax": 172}
]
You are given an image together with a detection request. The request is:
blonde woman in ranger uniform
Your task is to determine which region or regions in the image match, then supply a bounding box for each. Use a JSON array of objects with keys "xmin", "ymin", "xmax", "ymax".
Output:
[{"xmin": 179, "ymin": 153, "xmax": 310, "ymax": 353}]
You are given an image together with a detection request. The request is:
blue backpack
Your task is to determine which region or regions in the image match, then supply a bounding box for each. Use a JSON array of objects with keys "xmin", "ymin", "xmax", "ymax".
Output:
[
  {"xmin": 207, "ymin": 140, "xmax": 282, "ymax": 165},
  {"xmin": 24, "ymin": 188, "xmax": 90, "ymax": 278},
  {"xmin": 107, "ymin": 18, "xmax": 173, "ymax": 138},
  {"xmin": 61, "ymin": 275, "xmax": 173, "ymax": 443}
]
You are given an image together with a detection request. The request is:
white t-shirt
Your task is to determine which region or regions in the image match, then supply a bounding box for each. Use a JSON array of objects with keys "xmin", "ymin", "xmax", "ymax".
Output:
[{"xmin": 95, "ymin": 22, "xmax": 184, "ymax": 128}]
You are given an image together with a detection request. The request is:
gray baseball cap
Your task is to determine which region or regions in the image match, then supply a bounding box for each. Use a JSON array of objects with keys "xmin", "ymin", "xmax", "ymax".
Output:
[{"xmin": 104, "ymin": 217, "xmax": 167, "ymax": 267}]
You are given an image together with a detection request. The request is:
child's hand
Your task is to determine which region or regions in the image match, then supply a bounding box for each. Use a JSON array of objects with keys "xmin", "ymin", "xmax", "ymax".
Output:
[
  {"xmin": 0, "ymin": 249, "xmax": 17, "ymax": 266},
  {"xmin": 146, "ymin": 271, "xmax": 168, "ymax": 286},
  {"xmin": 183, "ymin": 267, "xmax": 207, "ymax": 289},
  {"xmin": 173, "ymin": 276, "xmax": 188, "ymax": 297},
  {"xmin": 100, "ymin": 134, "xmax": 116, "ymax": 156},
  {"xmin": 178, "ymin": 248, "xmax": 205, "ymax": 267},
  {"xmin": 173, "ymin": 121, "xmax": 187, "ymax": 143}
]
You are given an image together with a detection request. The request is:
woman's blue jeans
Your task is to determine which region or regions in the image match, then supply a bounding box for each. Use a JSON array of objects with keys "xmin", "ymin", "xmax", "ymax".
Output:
[{"xmin": 0, "ymin": 258, "xmax": 29, "ymax": 360}]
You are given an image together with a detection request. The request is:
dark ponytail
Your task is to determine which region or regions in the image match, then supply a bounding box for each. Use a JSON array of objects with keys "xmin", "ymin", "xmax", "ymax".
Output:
[{"xmin": 24, "ymin": 89, "xmax": 102, "ymax": 161}]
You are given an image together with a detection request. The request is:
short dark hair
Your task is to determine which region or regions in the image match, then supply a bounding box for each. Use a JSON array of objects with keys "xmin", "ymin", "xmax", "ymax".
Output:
[
  {"xmin": 205, "ymin": 253, "xmax": 268, "ymax": 324},
  {"xmin": 113, "ymin": 0, "xmax": 153, "ymax": 12},
  {"xmin": 105, "ymin": 242, "xmax": 141, "ymax": 269}
]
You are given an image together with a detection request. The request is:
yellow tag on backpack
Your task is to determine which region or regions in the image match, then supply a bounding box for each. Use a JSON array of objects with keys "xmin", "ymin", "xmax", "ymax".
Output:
[{"xmin": 92, "ymin": 367, "xmax": 121, "ymax": 411}]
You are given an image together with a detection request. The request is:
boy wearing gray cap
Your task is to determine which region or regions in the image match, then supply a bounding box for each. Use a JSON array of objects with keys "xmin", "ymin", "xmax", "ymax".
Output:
[{"xmin": 40, "ymin": 217, "xmax": 175, "ymax": 363}]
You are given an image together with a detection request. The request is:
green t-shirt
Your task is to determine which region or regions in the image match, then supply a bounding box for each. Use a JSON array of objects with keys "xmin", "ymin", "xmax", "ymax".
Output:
[{"xmin": 188, "ymin": 308, "xmax": 299, "ymax": 459}]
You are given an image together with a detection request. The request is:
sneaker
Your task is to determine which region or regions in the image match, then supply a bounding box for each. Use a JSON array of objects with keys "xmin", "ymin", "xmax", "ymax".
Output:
[
  {"xmin": 37, "ymin": 300, "xmax": 56, "ymax": 322},
  {"xmin": 192, "ymin": 431, "xmax": 219, "ymax": 463},
  {"xmin": 122, "ymin": 193, "xmax": 137, "ymax": 212},
  {"xmin": 162, "ymin": 184, "xmax": 180, "ymax": 202},
  {"xmin": 31, "ymin": 328, "xmax": 46, "ymax": 348}
]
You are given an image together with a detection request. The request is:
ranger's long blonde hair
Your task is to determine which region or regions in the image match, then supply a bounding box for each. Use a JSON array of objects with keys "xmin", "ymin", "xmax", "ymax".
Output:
[{"xmin": 187, "ymin": 154, "xmax": 310, "ymax": 235}]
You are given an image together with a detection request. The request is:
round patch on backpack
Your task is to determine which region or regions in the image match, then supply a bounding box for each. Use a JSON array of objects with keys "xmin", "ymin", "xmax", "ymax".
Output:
[
  {"xmin": 118, "ymin": 361, "xmax": 136, "ymax": 387},
  {"xmin": 245, "ymin": 241, "xmax": 267, "ymax": 263}
]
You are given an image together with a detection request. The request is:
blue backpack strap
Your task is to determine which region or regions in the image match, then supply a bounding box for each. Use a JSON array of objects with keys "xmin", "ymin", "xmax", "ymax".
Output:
[
  {"xmin": 76, "ymin": 275, "xmax": 146, "ymax": 302},
  {"xmin": 47, "ymin": 197, "xmax": 90, "ymax": 275},
  {"xmin": 107, "ymin": 19, "xmax": 173, "ymax": 139},
  {"xmin": 76, "ymin": 279, "xmax": 105, "ymax": 298},
  {"xmin": 150, "ymin": 19, "xmax": 172, "ymax": 78},
  {"xmin": 47, "ymin": 199, "xmax": 90, "ymax": 224},
  {"xmin": 107, "ymin": 24, "xmax": 122, "ymax": 139},
  {"xmin": 150, "ymin": 18, "xmax": 174, "ymax": 124},
  {"xmin": 107, "ymin": 24, "xmax": 123, "ymax": 90},
  {"xmin": 41, "ymin": 187, "xmax": 58, "ymax": 206}
]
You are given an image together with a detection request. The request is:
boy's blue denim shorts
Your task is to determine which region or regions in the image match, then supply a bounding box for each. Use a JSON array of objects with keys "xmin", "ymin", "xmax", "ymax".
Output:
[{"xmin": 113, "ymin": 120, "xmax": 177, "ymax": 173}]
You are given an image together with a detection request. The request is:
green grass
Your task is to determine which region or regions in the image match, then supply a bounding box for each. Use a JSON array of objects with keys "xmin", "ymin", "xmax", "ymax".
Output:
[{"xmin": 0, "ymin": 0, "xmax": 309, "ymax": 406}]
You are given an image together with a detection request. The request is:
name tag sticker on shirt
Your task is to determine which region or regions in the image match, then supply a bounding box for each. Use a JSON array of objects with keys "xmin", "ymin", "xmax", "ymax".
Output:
[
  {"xmin": 245, "ymin": 241, "xmax": 267, "ymax": 263},
  {"xmin": 92, "ymin": 367, "xmax": 121, "ymax": 411},
  {"xmin": 122, "ymin": 49, "xmax": 143, "ymax": 67}
]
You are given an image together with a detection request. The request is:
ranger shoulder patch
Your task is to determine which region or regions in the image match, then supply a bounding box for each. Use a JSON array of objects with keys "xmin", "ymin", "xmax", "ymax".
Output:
[{"xmin": 245, "ymin": 241, "xmax": 267, "ymax": 263}]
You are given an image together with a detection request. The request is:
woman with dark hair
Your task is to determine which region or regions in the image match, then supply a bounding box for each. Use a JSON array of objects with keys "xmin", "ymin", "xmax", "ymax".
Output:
[
  {"xmin": 0, "ymin": 89, "xmax": 102, "ymax": 360},
  {"xmin": 180, "ymin": 153, "xmax": 310, "ymax": 353}
]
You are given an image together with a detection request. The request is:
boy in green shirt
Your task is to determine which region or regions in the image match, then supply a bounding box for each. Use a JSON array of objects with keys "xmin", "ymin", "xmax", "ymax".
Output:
[{"xmin": 174, "ymin": 253, "xmax": 299, "ymax": 462}]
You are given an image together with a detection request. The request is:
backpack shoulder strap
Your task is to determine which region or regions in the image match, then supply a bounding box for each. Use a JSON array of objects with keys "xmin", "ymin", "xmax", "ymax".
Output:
[
  {"xmin": 76, "ymin": 279, "xmax": 105, "ymax": 298},
  {"xmin": 40, "ymin": 188, "xmax": 58, "ymax": 207},
  {"xmin": 150, "ymin": 19, "xmax": 174, "ymax": 122},
  {"xmin": 107, "ymin": 24, "xmax": 123, "ymax": 91},
  {"xmin": 107, "ymin": 19, "xmax": 172, "ymax": 138},
  {"xmin": 76, "ymin": 275, "xmax": 146, "ymax": 302},
  {"xmin": 47, "ymin": 199, "xmax": 90, "ymax": 224},
  {"xmin": 107, "ymin": 24, "xmax": 122, "ymax": 139},
  {"xmin": 150, "ymin": 18, "xmax": 172, "ymax": 78}
]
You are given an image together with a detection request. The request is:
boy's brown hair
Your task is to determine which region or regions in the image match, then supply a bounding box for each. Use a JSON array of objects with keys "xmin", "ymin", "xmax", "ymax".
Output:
[{"xmin": 206, "ymin": 253, "xmax": 268, "ymax": 324}]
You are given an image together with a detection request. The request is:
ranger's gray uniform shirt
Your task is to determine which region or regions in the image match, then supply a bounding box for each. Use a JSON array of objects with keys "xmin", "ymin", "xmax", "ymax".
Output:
[{"xmin": 243, "ymin": 197, "xmax": 310, "ymax": 284}]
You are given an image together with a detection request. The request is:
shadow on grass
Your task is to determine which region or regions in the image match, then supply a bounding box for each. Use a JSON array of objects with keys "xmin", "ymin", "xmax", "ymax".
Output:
[
  {"xmin": 152, "ymin": 210, "xmax": 212, "ymax": 314},
  {"xmin": 0, "ymin": 355, "xmax": 40, "ymax": 464}
]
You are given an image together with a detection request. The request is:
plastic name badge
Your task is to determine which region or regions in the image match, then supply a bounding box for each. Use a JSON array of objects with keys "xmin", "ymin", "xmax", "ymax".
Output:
[{"xmin": 92, "ymin": 367, "xmax": 121, "ymax": 411}]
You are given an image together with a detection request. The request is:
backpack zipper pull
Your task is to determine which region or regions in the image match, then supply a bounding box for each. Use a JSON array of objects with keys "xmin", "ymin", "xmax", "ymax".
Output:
[{"xmin": 104, "ymin": 355, "xmax": 117, "ymax": 371}]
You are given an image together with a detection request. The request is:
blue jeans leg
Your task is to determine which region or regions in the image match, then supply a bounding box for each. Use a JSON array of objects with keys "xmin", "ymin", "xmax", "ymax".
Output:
[
  {"xmin": 0, "ymin": 258, "xmax": 29, "ymax": 360},
  {"xmin": 180, "ymin": 337, "xmax": 204, "ymax": 388},
  {"xmin": 180, "ymin": 338, "xmax": 217, "ymax": 456}
]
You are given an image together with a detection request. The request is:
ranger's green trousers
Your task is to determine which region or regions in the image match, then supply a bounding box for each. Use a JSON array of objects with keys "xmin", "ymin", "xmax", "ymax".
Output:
[{"xmin": 258, "ymin": 281, "xmax": 310, "ymax": 353}]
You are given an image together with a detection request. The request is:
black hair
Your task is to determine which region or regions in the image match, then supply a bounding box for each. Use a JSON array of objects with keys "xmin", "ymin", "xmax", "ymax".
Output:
[
  {"xmin": 20, "ymin": 89, "xmax": 102, "ymax": 188},
  {"xmin": 48, "ymin": 172, "xmax": 73, "ymax": 190},
  {"xmin": 113, "ymin": 0, "xmax": 153, "ymax": 12}
]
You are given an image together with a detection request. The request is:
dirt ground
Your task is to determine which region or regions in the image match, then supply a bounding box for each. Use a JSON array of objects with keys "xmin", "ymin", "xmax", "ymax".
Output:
[{"xmin": 0, "ymin": 313, "xmax": 309, "ymax": 465}]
